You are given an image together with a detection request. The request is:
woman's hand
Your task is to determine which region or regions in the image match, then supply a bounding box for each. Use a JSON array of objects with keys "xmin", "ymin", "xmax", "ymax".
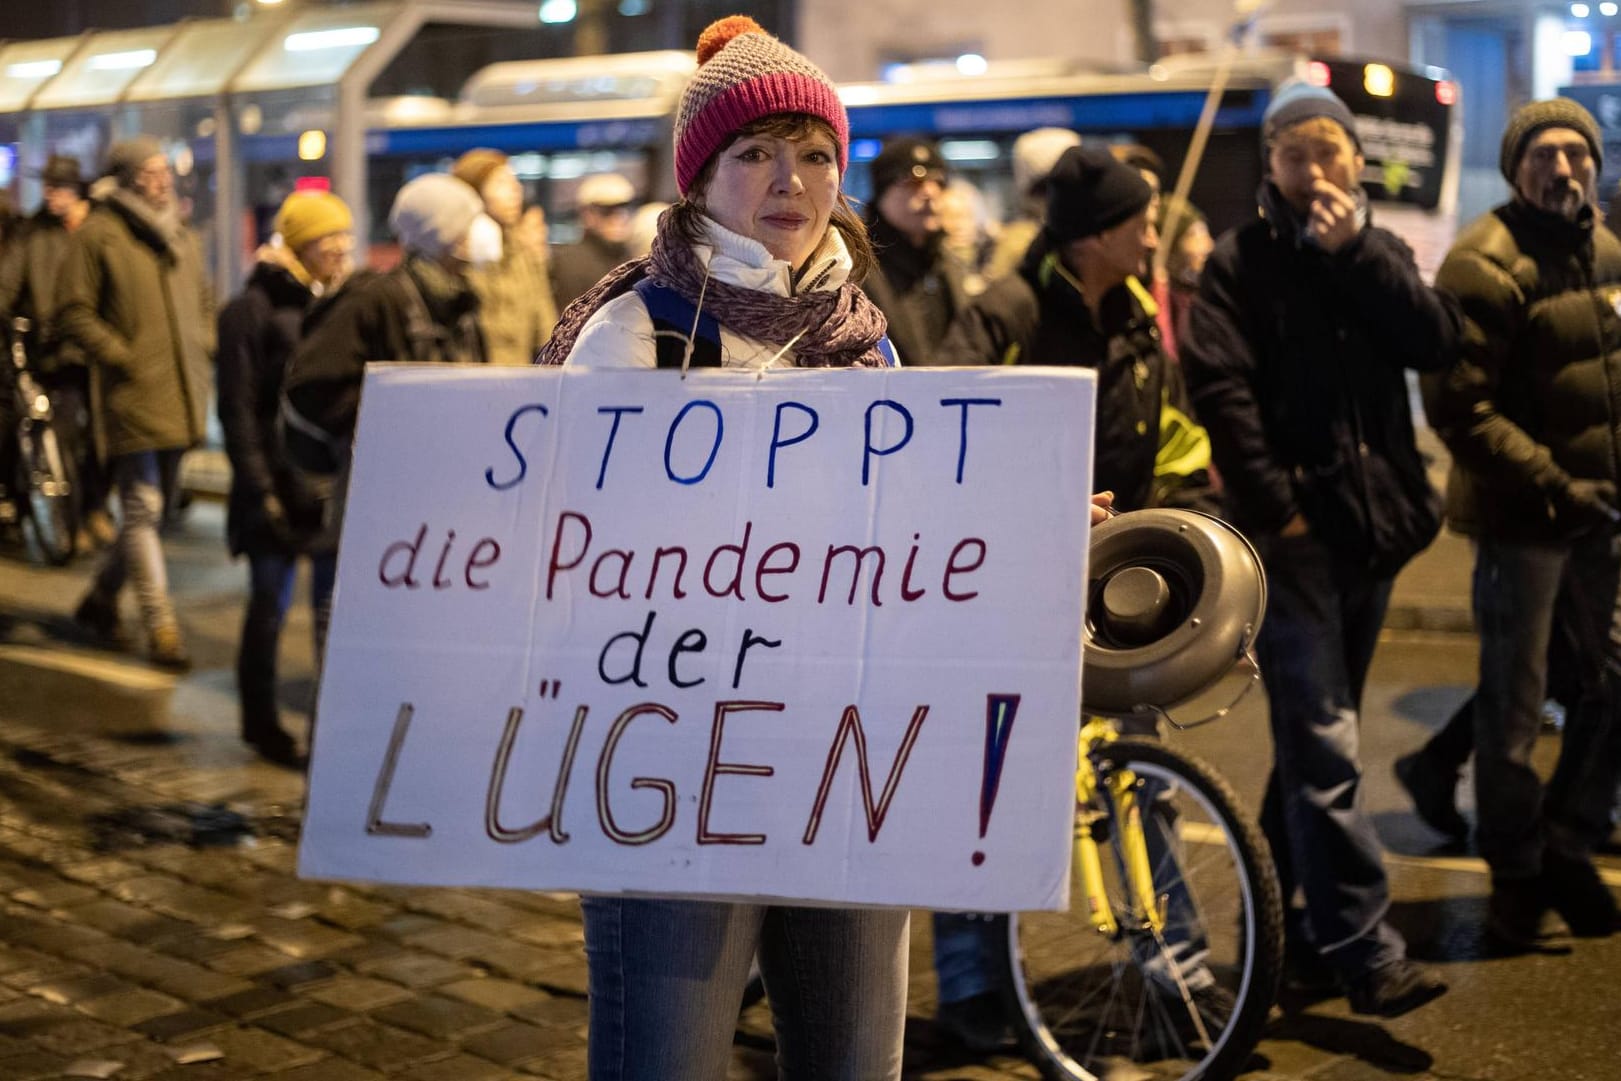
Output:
[{"xmin": 1090, "ymin": 491, "xmax": 1115, "ymax": 526}]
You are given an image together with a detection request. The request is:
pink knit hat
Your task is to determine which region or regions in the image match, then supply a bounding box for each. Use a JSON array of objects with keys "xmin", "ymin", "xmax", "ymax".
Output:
[{"xmin": 673, "ymin": 15, "xmax": 848, "ymax": 196}]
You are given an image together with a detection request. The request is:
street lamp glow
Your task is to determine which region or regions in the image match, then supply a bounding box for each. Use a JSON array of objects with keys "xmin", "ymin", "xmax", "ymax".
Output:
[
  {"xmin": 538, "ymin": 0, "xmax": 578, "ymax": 24},
  {"xmin": 88, "ymin": 49, "xmax": 157, "ymax": 71},
  {"xmin": 284, "ymin": 26, "xmax": 381, "ymax": 52}
]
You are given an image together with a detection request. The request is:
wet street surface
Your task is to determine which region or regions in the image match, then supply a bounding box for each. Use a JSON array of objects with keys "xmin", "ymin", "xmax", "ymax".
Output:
[{"xmin": 1, "ymin": 503, "xmax": 1618, "ymax": 1080}]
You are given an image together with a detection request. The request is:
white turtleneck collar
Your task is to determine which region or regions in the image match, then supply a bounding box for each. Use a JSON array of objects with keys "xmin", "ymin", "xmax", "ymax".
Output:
[{"xmin": 693, "ymin": 216, "xmax": 853, "ymax": 298}]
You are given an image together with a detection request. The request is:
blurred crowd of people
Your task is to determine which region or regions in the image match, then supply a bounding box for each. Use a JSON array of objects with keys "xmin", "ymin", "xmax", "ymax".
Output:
[{"xmin": 2, "ymin": 25, "xmax": 1619, "ymax": 1074}]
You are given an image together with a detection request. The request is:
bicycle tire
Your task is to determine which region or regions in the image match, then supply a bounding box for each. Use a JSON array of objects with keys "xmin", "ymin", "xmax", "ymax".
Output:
[
  {"xmin": 995, "ymin": 737, "xmax": 1283, "ymax": 1081},
  {"xmin": 19, "ymin": 422, "xmax": 77, "ymax": 566}
]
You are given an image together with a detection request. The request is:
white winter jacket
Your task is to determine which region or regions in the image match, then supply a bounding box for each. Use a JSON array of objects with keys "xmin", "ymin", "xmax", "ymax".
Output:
[{"xmin": 562, "ymin": 217, "xmax": 858, "ymax": 370}]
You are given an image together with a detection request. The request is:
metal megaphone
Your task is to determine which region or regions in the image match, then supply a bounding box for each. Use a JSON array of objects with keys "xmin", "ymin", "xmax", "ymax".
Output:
[{"xmin": 1082, "ymin": 508, "xmax": 1266, "ymax": 728}]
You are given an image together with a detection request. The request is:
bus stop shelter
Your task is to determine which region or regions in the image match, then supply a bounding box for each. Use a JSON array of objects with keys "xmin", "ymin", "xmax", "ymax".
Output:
[{"xmin": 0, "ymin": 0, "xmax": 542, "ymax": 290}]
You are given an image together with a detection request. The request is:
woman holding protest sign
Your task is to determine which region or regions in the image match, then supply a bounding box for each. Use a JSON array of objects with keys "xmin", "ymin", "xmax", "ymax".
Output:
[{"xmin": 536, "ymin": 14, "xmax": 911, "ymax": 1078}]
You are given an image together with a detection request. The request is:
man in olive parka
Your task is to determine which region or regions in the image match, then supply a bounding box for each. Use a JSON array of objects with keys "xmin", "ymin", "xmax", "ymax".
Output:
[{"xmin": 56, "ymin": 136, "xmax": 214, "ymax": 670}]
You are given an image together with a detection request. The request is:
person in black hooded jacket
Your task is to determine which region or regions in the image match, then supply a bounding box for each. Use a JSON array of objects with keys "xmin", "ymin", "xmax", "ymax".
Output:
[
  {"xmin": 1181, "ymin": 80, "xmax": 1459, "ymax": 1018},
  {"xmin": 216, "ymin": 189, "xmax": 354, "ymax": 768},
  {"xmin": 937, "ymin": 145, "xmax": 1213, "ymax": 515}
]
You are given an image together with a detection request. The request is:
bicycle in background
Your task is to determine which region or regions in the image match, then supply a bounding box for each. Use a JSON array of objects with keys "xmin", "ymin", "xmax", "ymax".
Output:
[{"xmin": 2, "ymin": 316, "xmax": 78, "ymax": 566}]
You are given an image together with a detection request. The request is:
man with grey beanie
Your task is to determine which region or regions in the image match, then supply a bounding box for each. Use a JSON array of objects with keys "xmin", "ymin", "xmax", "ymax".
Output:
[
  {"xmin": 56, "ymin": 136, "xmax": 214, "ymax": 670},
  {"xmin": 1422, "ymin": 97, "xmax": 1621, "ymax": 948},
  {"xmin": 1183, "ymin": 79, "xmax": 1458, "ymax": 1017}
]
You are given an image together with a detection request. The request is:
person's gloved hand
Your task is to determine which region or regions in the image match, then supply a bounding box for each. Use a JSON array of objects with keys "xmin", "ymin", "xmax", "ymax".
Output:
[{"xmin": 1555, "ymin": 478, "xmax": 1621, "ymax": 534}]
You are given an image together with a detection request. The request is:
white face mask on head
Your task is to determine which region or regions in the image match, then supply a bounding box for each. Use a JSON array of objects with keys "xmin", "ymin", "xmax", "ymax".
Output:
[{"xmin": 465, "ymin": 213, "xmax": 504, "ymax": 266}]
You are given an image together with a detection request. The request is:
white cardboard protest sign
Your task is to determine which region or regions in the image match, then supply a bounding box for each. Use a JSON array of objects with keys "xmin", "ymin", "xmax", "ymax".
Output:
[{"xmin": 298, "ymin": 366, "xmax": 1095, "ymax": 911}]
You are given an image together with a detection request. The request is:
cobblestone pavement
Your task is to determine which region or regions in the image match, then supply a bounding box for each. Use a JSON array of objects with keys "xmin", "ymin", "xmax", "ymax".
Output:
[{"xmin": 0, "ymin": 703, "xmax": 1055, "ymax": 1081}]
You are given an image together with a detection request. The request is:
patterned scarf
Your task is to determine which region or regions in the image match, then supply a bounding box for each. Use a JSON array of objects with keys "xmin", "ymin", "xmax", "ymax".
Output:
[{"xmin": 537, "ymin": 211, "xmax": 890, "ymax": 368}]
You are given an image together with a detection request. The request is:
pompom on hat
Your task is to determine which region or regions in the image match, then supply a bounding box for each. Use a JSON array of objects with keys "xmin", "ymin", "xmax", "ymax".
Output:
[{"xmin": 673, "ymin": 15, "xmax": 848, "ymax": 196}]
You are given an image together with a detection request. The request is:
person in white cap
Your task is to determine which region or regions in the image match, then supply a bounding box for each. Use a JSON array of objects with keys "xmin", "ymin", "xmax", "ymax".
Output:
[
  {"xmin": 550, "ymin": 171, "xmax": 636, "ymax": 307},
  {"xmin": 280, "ymin": 173, "xmax": 493, "ymax": 543}
]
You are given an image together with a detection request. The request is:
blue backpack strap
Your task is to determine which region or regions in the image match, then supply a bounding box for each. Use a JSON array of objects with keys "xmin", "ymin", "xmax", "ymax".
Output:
[
  {"xmin": 875, "ymin": 334, "xmax": 900, "ymax": 367},
  {"xmin": 633, "ymin": 278, "xmax": 724, "ymax": 369}
]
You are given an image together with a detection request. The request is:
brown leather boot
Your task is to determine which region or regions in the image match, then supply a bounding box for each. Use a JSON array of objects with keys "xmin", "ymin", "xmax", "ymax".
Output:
[{"xmin": 148, "ymin": 623, "xmax": 192, "ymax": 672}]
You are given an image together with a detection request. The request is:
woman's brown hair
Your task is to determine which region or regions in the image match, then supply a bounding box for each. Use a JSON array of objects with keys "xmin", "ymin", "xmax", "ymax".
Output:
[{"xmin": 666, "ymin": 113, "xmax": 875, "ymax": 283}]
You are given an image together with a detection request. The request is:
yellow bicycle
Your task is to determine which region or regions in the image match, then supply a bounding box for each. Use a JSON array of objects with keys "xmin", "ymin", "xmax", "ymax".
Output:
[{"xmin": 991, "ymin": 510, "xmax": 1285, "ymax": 1081}]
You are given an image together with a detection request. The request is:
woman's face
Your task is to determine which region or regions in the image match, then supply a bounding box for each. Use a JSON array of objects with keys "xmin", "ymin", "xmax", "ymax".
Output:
[{"xmin": 700, "ymin": 127, "xmax": 840, "ymax": 270}]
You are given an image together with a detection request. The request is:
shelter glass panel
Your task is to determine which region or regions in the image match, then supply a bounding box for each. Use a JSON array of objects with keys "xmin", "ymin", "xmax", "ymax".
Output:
[
  {"xmin": 0, "ymin": 38, "xmax": 83, "ymax": 114},
  {"xmin": 32, "ymin": 27, "xmax": 177, "ymax": 110},
  {"xmin": 232, "ymin": 1, "xmax": 402, "ymax": 94}
]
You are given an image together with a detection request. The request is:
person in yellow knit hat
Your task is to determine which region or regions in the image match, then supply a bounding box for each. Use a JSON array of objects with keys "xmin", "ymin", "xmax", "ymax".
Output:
[{"xmin": 215, "ymin": 188, "xmax": 354, "ymax": 768}]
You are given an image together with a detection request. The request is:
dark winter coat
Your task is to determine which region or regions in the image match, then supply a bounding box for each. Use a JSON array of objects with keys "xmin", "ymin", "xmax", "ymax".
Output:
[
  {"xmin": 216, "ymin": 253, "xmax": 324, "ymax": 555},
  {"xmin": 550, "ymin": 231, "xmax": 631, "ymax": 309},
  {"xmin": 281, "ymin": 255, "xmax": 485, "ymax": 478},
  {"xmin": 935, "ymin": 236, "xmax": 1193, "ymax": 513},
  {"xmin": 1182, "ymin": 183, "xmax": 1459, "ymax": 575},
  {"xmin": 0, "ymin": 208, "xmax": 84, "ymax": 372},
  {"xmin": 861, "ymin": 221, "xmax": 970, "ymax": 366},
  {"xmin": 54, "ymin": 189, "xmax": 215, "ymax": 460},
  {"xmin": 1425, "ymin": 200, "xmax": 1621, "ymax": 543}
]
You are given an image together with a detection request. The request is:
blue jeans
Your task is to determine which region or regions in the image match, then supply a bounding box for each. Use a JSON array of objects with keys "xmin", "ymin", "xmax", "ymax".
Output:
[
  {"xmin": 1472, "ymin": 534, "xmax": 1621, "ymax": 878},
  {"xmin": 581, "ymin": 896, "xmax": 908, "ymax": 1080},
  {"xmin": 239, "ymin": 551, "xmax": 336, "ymax": 736},
  {"xmin": 1254, "ymin": 533, "xmax": 1404, "ymax": 978},
  {"xmin": 90, "ymin": 450, "xmax": 184, "ymax": 631}
]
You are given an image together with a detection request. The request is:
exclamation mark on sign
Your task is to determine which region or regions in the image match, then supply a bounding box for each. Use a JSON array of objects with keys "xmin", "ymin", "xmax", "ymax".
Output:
[{"xmin": 974, "ymin": 693, "xmax": 1022, "ymax": 865}]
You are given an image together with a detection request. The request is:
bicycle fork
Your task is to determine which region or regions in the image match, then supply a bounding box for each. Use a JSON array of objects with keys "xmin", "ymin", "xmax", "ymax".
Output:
[{"xmin": 1074, "ymin": 720, "xmax": 1163, "ymax": 939}]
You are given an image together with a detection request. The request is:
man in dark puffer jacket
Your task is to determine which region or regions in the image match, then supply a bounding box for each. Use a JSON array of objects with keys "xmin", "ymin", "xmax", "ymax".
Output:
[
  {"xmin": 1182, "ymin": 80, "xmax": 1459, "ymax": 1018},
  {"xmin": 1423, "ymin": 98, "xmax": 1621, "ymax": 947}
]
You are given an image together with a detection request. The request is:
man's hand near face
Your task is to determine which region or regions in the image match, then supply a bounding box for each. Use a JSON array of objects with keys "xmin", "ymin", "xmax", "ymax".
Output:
[{"xmin": 1306, "ymin": 178, "xmax": 1360, "ymax": 253}]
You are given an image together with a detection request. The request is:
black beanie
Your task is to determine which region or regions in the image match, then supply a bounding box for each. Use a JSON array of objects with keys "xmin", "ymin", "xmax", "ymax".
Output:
[
  {"xmin": 1044, "ymin": 145, "xmax": 1153, "ymax": 243},
  {"xmin": 869, "ymin": 138, "xmax": 947, "ymax": 202},
  {"xmin": 1499, "ymin": 98, "xmax": 1603, "ymax": 182}
]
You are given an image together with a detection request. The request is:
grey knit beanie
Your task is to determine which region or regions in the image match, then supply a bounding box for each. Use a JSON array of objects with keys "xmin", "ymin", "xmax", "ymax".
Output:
[
  {"xmin": 106, "ymin": 136, "xmax": 165, "ymax": 188},
  {"xmin": 388, "ymin": 173, "xmax": 483, "ymax": 259},
  {"xmin": 1500, "ymin": 98, "xmax": 1603, "ymax": 181}
]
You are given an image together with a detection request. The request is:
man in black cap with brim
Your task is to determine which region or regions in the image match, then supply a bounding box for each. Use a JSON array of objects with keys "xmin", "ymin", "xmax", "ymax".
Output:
[
  {"xmin": 860, "ymin": 137, "xmax": 970, "ymax": 366},
  {"xmin": 1182, "ymin": 79, "xmax": 1459, "ymax": 1017},
  {"xmin": 1422, "ymin": 97, "xmax": 1621, "ymax": 949}
]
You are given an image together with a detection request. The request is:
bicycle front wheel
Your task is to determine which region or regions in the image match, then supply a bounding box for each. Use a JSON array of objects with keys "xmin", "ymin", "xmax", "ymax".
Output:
[{"xmin": 996, "ymin": 738, "xmax": 1283, "ymax": 1081}]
